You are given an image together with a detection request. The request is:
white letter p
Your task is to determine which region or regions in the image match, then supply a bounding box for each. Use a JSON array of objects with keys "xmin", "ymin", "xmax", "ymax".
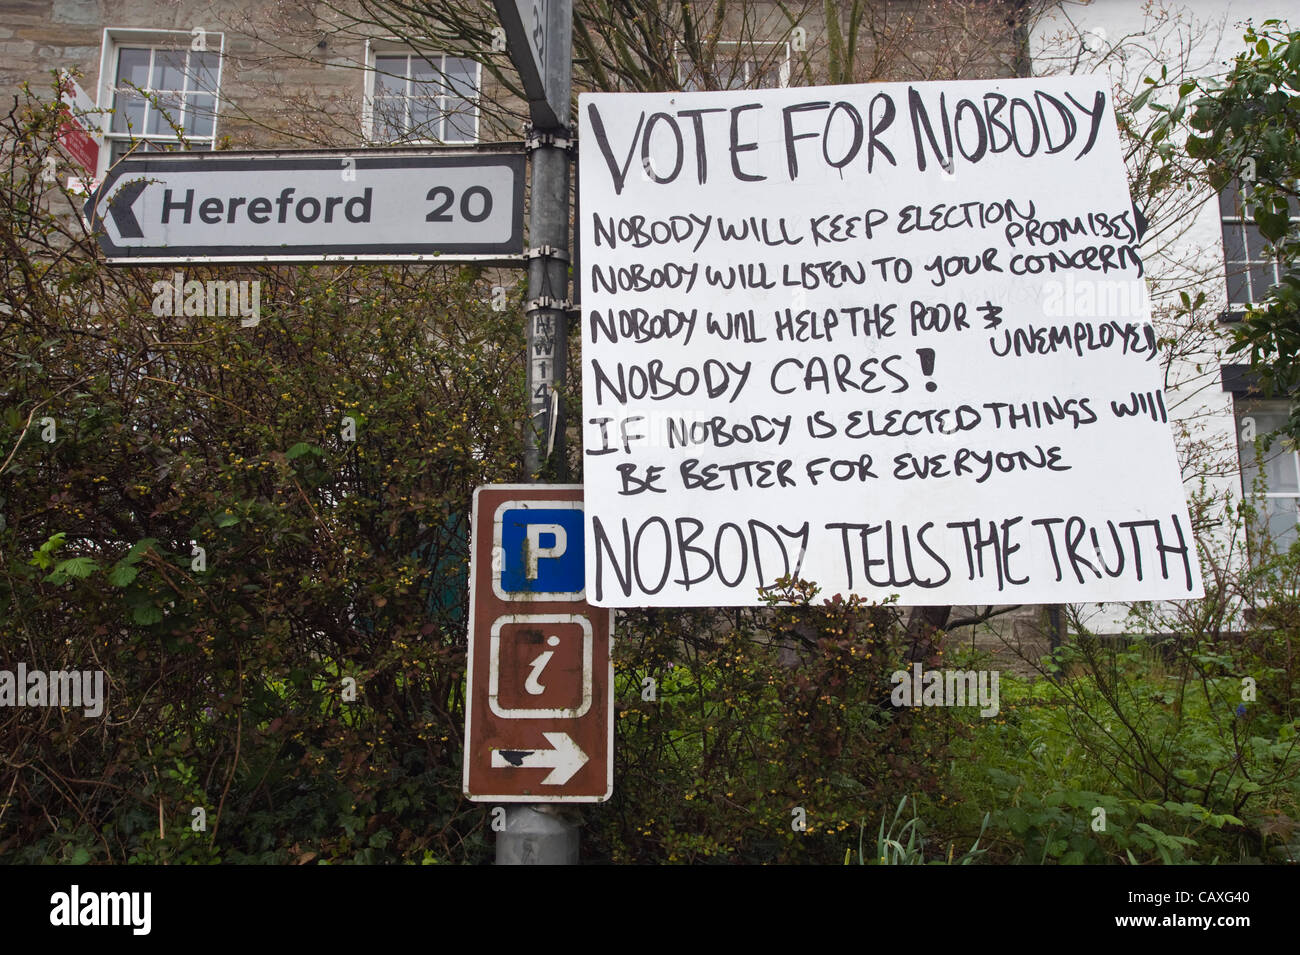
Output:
[{"xmin": 525, "ymin": 524, "xmax": 566, "ymax": 580}]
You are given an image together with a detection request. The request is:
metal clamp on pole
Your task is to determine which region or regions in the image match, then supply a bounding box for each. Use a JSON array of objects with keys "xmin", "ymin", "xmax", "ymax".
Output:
[
  {"xmin": 524, "ymin": 245, "xmax": 570, "ymax": 263},
  {"xmin": 524, "ymin": 296, "xmax": 574, "ymax": 313},
  {"xmin": 524, "ymin": 128, "xmax": 576, "ymax": 153}
]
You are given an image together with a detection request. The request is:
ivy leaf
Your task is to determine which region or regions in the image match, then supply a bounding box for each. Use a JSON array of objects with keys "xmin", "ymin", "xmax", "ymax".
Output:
[
  {"xmin": 108, "ymin": 563, "xmax": 139, "ymax": 587},
  {"xmin": 216, "ymin": 511, "xmax": 239, "ymax": 528},
  {"xmin": 287, "ymin": 442, "xmax": 322, "ymax": 460},
  {"xmin": 125, "ymin": 537, "xmax": 158, "ymax": 563},
  {"xmin": 132, "ymin": 604, "xmax": 164, "ymax": 625},
  {"xmin": 1255, "ymin": 204, "xmax": 1290, "ymax": 242},
  {"xmin": 29, "ymin": 531, "xmax": 67, "ymax": 569}
]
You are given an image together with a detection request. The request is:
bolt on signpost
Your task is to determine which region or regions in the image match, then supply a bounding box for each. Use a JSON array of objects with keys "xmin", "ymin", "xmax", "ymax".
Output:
[{"xmin": 487, "ymin": 0, "xmax": 586, "ymax": 864}]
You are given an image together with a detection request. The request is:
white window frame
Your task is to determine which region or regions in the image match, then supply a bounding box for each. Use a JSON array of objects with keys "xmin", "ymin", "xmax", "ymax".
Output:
[
  {"xmin": 362, "ymin": 39, "xmax": 481, "ymax": 145},
  {"xmin": 676, "ymin": 39, "xmax": 792, "ymax": 91},
  {"xmin": 1235, "ymin": 398, "xmax": 1300, "ymax": 556},
  {"xmin": 94, "ymin": 28, "xmax": 225, "ymax": 180},
  {"xmin": 1218, "ymin": 177, "xmax": 1300, "ymax": 310}
]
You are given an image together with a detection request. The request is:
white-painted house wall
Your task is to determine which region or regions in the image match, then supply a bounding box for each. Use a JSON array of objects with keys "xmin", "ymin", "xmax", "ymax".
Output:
[{"xmin": 1030, "ymin": 1, "xmax": 1286, "ymax": 632}]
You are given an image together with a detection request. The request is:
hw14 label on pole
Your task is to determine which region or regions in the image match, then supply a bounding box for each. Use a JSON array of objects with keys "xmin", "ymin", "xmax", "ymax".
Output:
[
  {"xmin": 84, "ymin": 147, "xmax": 525, "ymax": 264},
  {"xmin": 464, "ymin": 485, "xmax": 612, "ymax": 802}
]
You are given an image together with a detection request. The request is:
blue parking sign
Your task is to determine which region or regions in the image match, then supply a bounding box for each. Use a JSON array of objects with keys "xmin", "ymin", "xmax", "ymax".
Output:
[{"xmin": 496, "ymin": 503, "xmax": 585, "ymax": 599}]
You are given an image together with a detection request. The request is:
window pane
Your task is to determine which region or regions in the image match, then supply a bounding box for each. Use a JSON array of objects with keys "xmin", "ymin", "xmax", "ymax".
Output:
[
  {"xmin": 153, "ymin": 49, "xmax": 187, "ymax": 91},
  {"xmin": 1244, "ymin": 222, "xmax": 1273, "ymax": 260},
  {"xmin": 109, "ymin": 139, "xmax": 138, "ymax": 164},
  {"xmin": 1258, "ymin": 495, "xmax": 1300, "ymax": 551},
  {"xmin": 372, "ymin": 95, "xmax": 403, "ymax": 140},
  {"xmin": 444, "ymin": 57, "xmax": 476, "ymax": 97},
  {"xmin": 678, "ymin": 56, "xmax": 699, "ymax": 91},
  {"xmin": 185, "ymin": 93, "xmax": 216, "ymax": 136},
  {"xmin": 116, "ymin": 48, "xmax": 151, "ymax": 88},
  {"xmin": 410, "ymin": 54, "xmax": 438, "ymax": 85},
  {"xmin": 1226, "ymin": 267, "xmax": 1250, "ymax": 305},
  {"xmin": 375, "ymin": 56, "xmax": 408, "ymax": 95},
  {"xmin": 192, "ymin": 51, "xmax": 220, "ymax": 94},
  {"xmin": 146, "ymin": 93, "xmax": 182, "ymax": 135},
  {"xmin": 443, "ymin": 97, "xmax": 476, "ymax": 141},
  {"xmin": 754, "ymin": 64, "xmax": 783, "ymax": 88},
  {"xmin": 1250, "ymin": 264, "xmax": 1275, "ymax": 301},
  {"xmin": 1222, "ymin": 222, "xmax": 1246, "ymax": 264},
  {"xmin": 408, "ymin": 96, "xmax": 438, "ymax": 137},
  {"xmin": 1262, "ymin": 442, "xmax": 1300, "ymax": 493},
  {"xmin": 1240, "ymin": 407, "xmax": 1293, "ymax": 483},
  {"xmin": 716, "ymin": 60, "xmax": 746, "ymax": 89},
  {"xmin": 111, "ymin": 90, "xmax": 145, "ymax": 133}
]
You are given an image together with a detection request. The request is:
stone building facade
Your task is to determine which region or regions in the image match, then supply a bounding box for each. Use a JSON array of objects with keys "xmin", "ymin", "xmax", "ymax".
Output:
[{"xmin": 4, "ymin": 0, "xmax": 1150, "ymax": 660}]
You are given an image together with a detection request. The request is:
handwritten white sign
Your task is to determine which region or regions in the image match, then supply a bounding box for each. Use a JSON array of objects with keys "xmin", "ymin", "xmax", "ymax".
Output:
[{"xmin": 578, "ymin": 76, "xmax": 1203, "ymax": 607}]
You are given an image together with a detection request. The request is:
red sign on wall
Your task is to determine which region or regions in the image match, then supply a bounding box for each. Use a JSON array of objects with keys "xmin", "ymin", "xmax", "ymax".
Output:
[
  {"xmin": 463, "ymin": 485, "xmax": 613, "ymax": 802},
  {"xmin": 56, "ymin": 71, "xmax": 100, "ymax": 177}
]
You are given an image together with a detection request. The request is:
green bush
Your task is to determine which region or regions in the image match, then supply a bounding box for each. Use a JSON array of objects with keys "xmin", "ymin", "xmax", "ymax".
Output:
[
  {"xmin": 930, "ymin": 606, "xmax": 1300, "ymax": 863},
  {"xmin": 0, "ymin": 82, "xmax": 522, "ymax": 864},
  {"xmin": 585, "ymin": 581, "xmax": 949, "ymax": 864}
]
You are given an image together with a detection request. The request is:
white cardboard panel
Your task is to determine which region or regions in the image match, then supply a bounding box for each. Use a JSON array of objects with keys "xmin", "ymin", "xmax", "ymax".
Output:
[{"xmin": 578, "ymin": 76, "xmax": 1203, "ymax": 607}]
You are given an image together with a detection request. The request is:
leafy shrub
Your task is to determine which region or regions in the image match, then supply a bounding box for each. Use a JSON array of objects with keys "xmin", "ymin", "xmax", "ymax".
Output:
[{"xmin": 585, "ymin": 580, "xmax": 949, "ymax": 864}]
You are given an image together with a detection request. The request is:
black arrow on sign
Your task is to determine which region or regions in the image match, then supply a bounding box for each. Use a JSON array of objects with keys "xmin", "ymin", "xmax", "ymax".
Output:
[{"xmin": 105, "ymin": 179, "xmax": 147, "ymax": 238}]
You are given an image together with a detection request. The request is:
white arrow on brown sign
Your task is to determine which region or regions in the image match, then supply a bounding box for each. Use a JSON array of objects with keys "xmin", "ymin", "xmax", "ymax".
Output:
[{"xmin": 491, "ymin": 731, "xmax": 589, "ymax": 786}]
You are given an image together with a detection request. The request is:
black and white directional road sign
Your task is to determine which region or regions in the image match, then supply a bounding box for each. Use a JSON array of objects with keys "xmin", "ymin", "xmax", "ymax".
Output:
[
  {"xmin": 85, "ymin": 148, "xmax": 526, "ymax": 264},
  {"xmin": 492, "ymin": 0, "xmax": 570, "ymax": 129}
]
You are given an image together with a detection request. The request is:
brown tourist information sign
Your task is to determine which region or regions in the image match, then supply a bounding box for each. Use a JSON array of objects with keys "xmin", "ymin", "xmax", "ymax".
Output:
[{"xmin": 463, "ymin": 485, "xmax": 613, "ymax": 802}]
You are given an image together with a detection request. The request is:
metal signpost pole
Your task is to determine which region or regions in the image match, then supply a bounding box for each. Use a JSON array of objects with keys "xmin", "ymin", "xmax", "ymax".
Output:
[
  {"xmin": 522, "ymin": 134, "xmax": 572, "ymax": 479},
  {"xmin": 514, "ymin": 0, "xmax": 573, "ymax": 481},
  {"xmin": 492, "ymin": 0, "xmax": 579, "ymax": 863}
]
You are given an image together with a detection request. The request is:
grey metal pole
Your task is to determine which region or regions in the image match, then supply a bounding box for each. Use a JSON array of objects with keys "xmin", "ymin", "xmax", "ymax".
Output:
[
  {"xmin": 504, "ymin": 0, "xmax": 580, "ymax": 864},
  {"xmin": 496, "ymin": 804, "xmax": 581, "ymax": 864},
  {"xmin": 522, "ymin": 5, "xmax": 572, "ymax": 480}
]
